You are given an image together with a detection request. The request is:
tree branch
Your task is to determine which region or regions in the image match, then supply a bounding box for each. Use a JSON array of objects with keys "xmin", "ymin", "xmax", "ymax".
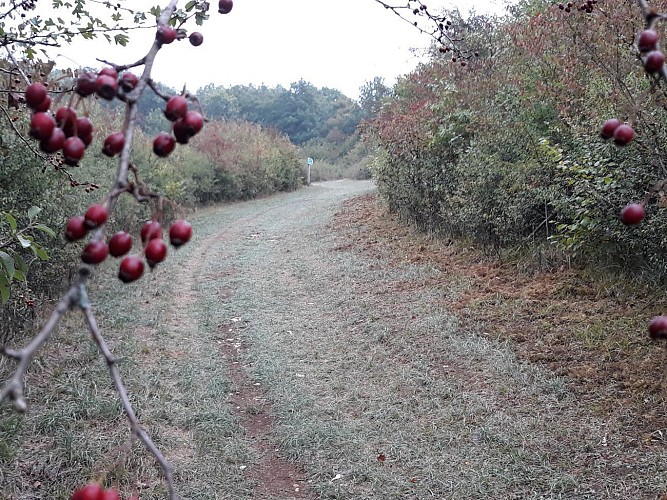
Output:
[{"xmin": 81, "ymin": 305, "xmax": 178, "ymax": 500}]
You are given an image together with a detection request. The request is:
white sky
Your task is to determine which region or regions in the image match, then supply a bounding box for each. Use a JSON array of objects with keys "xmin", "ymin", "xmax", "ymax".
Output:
[{"xmin": 36, "ymin": 0, "xmax": 511, "ymax": 100}]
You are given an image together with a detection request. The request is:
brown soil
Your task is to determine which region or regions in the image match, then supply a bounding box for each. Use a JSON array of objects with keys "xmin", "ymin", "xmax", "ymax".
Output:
[{"xmin": 332, "ymin": 192, "xmax": 667, "ymax": 449}]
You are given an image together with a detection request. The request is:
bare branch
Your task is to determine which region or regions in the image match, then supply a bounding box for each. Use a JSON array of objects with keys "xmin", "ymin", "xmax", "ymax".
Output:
[
  {"xmin": 0, "ymin": 282, "xmax": 82, "ymax": 412},
  {"xmin": 81, "ymin": 305, "xmax": 178, "ymax": 500}
]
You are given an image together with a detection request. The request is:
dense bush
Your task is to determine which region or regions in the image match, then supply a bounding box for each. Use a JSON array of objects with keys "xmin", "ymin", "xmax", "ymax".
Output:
[{"xmin": 364, "ymin": 1, "xmax": 667, "ymax": 280}]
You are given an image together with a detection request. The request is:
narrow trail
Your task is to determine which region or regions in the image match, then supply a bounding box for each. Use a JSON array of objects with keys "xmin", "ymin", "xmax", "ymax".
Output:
[
  {"xmin": 168, "ymin": 205, "xmax": 316, "ymax": 500},
  {"xmin": 133, "ymin": 180, "xmax": 376, "ymax": 499}
]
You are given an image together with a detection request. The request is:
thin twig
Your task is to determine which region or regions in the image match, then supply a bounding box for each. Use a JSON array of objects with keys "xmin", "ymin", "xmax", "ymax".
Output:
[
  {"xmin": 0, "ymin": 281, "xmax": 82, "ymax": 411},
  {"xmin": 81, "ymin": 305, "xmax": 178, "ymax": 500}
]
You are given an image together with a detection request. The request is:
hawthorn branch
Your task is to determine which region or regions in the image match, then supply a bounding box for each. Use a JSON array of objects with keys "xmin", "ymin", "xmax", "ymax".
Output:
[
  {"xmin": 4, "ymin": 46, "xmax": 29, "ymax": 84},
  {"xmin": 373, "ymin": 0, "xmax": 463, "ymax": 54},
  {"xmin": 1, "ymin": 1, "xmax": 185, "ymax": 497},
  {"xmin": 81, "ymin": 306, "xmax": 177, "ymax": 500}
]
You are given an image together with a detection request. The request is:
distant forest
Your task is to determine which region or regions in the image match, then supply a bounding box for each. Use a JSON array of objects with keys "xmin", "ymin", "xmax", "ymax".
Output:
[{"xmin": 133, "ymin": 77, "xmax": 393, "ymax": 180}]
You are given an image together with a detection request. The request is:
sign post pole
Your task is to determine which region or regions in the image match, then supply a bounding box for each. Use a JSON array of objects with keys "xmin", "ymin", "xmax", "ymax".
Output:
[{"xmin": 307, "ymin": 157, "xmax": 314, "ymax": 185}]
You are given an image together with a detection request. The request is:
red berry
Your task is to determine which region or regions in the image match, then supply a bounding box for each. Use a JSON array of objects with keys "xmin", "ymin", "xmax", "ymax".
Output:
[
  {"xmin": 145, "ymin": 238, "xmax": 167, "ymax": 268},
  {"xmin": 33, "ymin": 94, "xmax": 51, "ymax": 112},
  {"xmin": 613, "ymin": 124, "xmax": 635, "ymax": 146},
  {"xmin": 189, "ymin": 32, "xmax": 204, "ymax": 46},
  {"xmin": 25, "ymin": 82, "xmax": 47, "ymax": 110},
  {"xmin": 40, "ymin": 127, "xmax": 66, "ymax": 153},
  {"xmin": 103, "ymin": 132, "xmax": 125, "ymax": 157},
  {"xmin": 81, "ymin": 133, "xmax": 94, "ymax": 148},
  {"xmin": 101, "ymin": 490, "xmax": 121, "ymax": 500},
  {"xmin": 98, "ymin": 67, "xmax": 118, "ymax": 79},
  {"xmin": 120, "ymin": 72, "xmax": 139, "ymax": 92},
  {"xmin": 649, "ymin": 315, "xmax": 667, "ymax": 340},
  {"xmin": 84, "ymin": 204, "xmax": 109, "ymax": 229},
  {"xmin": 119, "ymin": 255, "xmax": 144, "ymax": 283},
  {"xmin": 109, "ymin": 231, "xmax": 133, "ymax": 257},
  {"xmin": 65, "ymin": 216, "xmax": 88, "ymax": 241},
  {"xmin": 182, "ymin": 111, "xmax": 204, "ymax": 136},
  {"xmin": 141, "ymin": 220, "xmax": 163, "ymax": 243},
  {"xmin": 71, "ymin": 483, "xmax": 105, "ymax": 500},
  {"xmin": 169, "ymin": 220, "xmax": 192, "ymax": 247},
  {"xmin": 76, "ymin": 73, "xmax": 98, "ymax": 97},
  {"xmin": 96, "ymin": 74, "xmax": 118, "ymax": 101},
  {"xmin": 645, "ymin": 50, "xmax": 665, "ymax": 73},
  {"xmin": 29, "ymin": 112, "xmax": 55, "ymax": 141},
  {"xmin": 76, "ymin": 117, "xmax": 93, "ymax": 138},
  {"xmin": 600, "ymin": 118, "xmax": 620, "ymax": 139},
  {"xmin": 164, "ymin": 95, "xmax": 188, "ymax": 121},
  {"xmin": 620, "ymin": 203, "xmax": 645, "ymax": 225},
  {"xmin": 173, "ymin": 119, "xmax": 191, "ymax": 144},
  {"xmin": 56, "ymin": 107, "xmax": 77, "ymax": 137},
  {"xmin": 156, "ymin": 25, "xmax": 177, "ymax": 44},
  {"xmin": 81, "ymin": 241, "xmax": 109, "ymax": 265},
  {"xmin": 218, "ymin": 0, "xmax": 233, "ymax": 14},
  {"xmin": 153, "ymin": 132, "xmax": 176, "ymax": 157},
  {"xmin": 63, "ymin": 136, "xmax": 86, "ymax": 165},
  {"xmin": 638, "ymin": 29, "xmax": 659, "ymax": 52}
]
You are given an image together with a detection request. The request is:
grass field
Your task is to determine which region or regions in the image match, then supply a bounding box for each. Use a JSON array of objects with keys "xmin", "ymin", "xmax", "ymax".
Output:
[{"xmin": 2, "ymin": 180, "xmax": 667, "ymax": 499}]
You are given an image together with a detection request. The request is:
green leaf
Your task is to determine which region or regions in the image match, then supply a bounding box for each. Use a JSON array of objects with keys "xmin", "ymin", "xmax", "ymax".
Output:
[
  {"xmin": 31, "ymin": 243, "xmax": 49, "ymax": 261},
  {"xmin": 14, "ymin": 254, "xmax": 28, "ymax": 274},
  {"xmin": 114, "ymin": 33, "xmax": 129, "ymax": 46},
  {"xmin": 33, "ymin": 224, "xmax": 56, "ymax": 238},
  {"xmin": 16, "ymin": 234, "xmax": 31, "ymax": 249},
  {"xmin": 0, "ymin": 280, "xmax": 9, "ymax": 304},
  {"xmin": 27, "ymin": 206, "xmax": 41, "ymax": 221},
  {"xmin": 185, "ymin": 1, "xmax": 197, "ymax": 11},
  {"xmin": 13, "ymin": 268, "xmax": 26, "ymax": 283},
  {"xmin": 0, "ymin": 251, "xmax": 15, "ymax": 280},
  {"xmin": 3, "ymin": 212, "xmax": 17, "ymax": 232}
]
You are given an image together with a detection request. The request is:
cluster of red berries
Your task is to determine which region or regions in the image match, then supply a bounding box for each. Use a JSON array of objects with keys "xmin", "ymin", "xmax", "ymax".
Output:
[
  {"xmin": 23, "ymin": 65, "xmax": 144, "ymax": 164},
  {"xmin": 71, "ymin": 483, "xmax": 135, "ymax": 500},
  {"xmin": 24, "ymin": 81, "xmax": 95, "ymax": 165},
  {"xmin": 638, "ymin": 29, "xmax": 664, "ymax": 74},
  {"xmin": 153, "ymin": 95, "xmax": 204, "ymax": 157},
  {"xmin": 65, "ymin": 203, "xmax": 192, "ymax": 283},
  {"xmin": 155, "ymin": 24, "xmax": 205, "ymax": 47},
  {"xmin": 557, "ymin": 0, "xmax": 596, "ymax": 13},
  {"xmin": 600, "ymin": 28, "xmax": 667, "ymax": 228},
  {"xmin": 600, "ymin": 118, "xmax": 635, "ymax": 146}
]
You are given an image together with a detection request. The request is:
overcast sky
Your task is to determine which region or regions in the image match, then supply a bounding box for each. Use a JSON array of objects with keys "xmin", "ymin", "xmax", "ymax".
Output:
[{"xmin": 39, "ymin": 0, "xmax": 511, "ymax": 100}]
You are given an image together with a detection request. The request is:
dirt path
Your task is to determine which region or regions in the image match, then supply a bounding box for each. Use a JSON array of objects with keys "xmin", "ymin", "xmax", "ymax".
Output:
[{"xmin": 5, "ymin": 180, "xmax": 667, "ymax": 499}]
